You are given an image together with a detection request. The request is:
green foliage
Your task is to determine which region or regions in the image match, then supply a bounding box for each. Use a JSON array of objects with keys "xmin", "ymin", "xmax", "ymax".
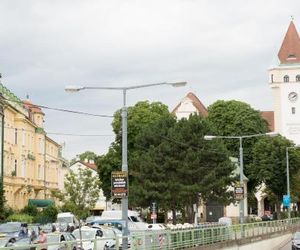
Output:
[
  {"xmin": 21, "ymin": 204, "xmax": 38, "ymax": 217},
  {"xmin": 207, "ymin": 100, "xmax": 269, "ymax": 193},
  {"xmin": 33, "ymin": 205, "xmax": 59, "ymax": 224},
  {"xmin": 6, "ymin": 214, "xmax": 33, "ymax": 223},
  {"xmin": 132, "ymin": 114, "xmax": 235, "ymax": 223},
  {"xmin": 97, "ymin": 101, "xmax": 171, "ymax": 201},
  {"xmin": 70, "ymin": 151, "xmax": 98, "ymax": 165},
  {"xmin": 249, "ymin": 136, "xmax": 300, "ymax": 207},
  {"xmin": 52, "ymin": 168, "xmax": 101, "ymax": 219}
]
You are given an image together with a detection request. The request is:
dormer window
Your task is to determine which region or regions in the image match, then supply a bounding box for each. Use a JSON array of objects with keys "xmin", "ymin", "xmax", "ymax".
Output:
[
  {"xmin": 287, "ymin": 54, "xmax": 296, "ymax": 60},
  {"xmin": 296, "ymin": 75, "xmax": 300, "ymax": 82},
  {"xmin": 284, "ymin": 75, "xmax": 289, "ymax": 82}
]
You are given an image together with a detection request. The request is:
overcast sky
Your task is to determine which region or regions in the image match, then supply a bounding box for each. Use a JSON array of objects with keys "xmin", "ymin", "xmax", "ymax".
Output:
[{"xmin": 0, "ymin": 0, "xmax": 299, "ymax": 159}]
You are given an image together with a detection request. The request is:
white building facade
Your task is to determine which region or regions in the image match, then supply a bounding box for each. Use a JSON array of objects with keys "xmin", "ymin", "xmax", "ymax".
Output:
[{"xmin": 269, "ymin": 21, "xmax": 300, "ymax": 144}]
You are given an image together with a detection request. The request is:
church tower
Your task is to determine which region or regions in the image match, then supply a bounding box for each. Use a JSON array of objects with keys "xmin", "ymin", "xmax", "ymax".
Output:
[{"xmin": 269, "ymin": 20, "xmax": 300, "ymax": 144}]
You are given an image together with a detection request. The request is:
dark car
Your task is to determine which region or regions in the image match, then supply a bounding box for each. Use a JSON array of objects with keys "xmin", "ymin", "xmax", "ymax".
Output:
[
  {"xmin": 292, "ymin": 231, "xmax": 300, "ymax": 250},
  {"xmin": 261, "ymin": 214, "xmax": 272, "ymax": 221}
]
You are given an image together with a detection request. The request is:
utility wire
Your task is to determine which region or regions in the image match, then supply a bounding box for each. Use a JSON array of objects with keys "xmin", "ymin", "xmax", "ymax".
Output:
[
  {"xmin": 4, "ymin": 126, "xmax": 114, "ymax": 137},
  {"xmin": 2, "ymin": 96, "xmax": 114, "ymax": 118}
]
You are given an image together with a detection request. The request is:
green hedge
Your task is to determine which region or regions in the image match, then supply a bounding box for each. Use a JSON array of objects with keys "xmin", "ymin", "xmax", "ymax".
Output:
[{"xmin": 6, "ymin": 214, "xmax": 34, "ymax": 223}]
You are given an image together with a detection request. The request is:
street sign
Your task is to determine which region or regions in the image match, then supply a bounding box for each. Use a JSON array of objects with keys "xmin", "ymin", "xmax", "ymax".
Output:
[
  {"xmin": 150, "ymin": 213, "xmax": 157, "ymax": 220},
  {"xmin": 235, "ymin": 186, "xmax": 244, "ymax": 200},
  {"xmin": 111, "ymin": 171, "xmax": 128, "ymax": 198},
  {"xmin": 283, "ymin": 194, "xmax": 291, "ymax": 207}
]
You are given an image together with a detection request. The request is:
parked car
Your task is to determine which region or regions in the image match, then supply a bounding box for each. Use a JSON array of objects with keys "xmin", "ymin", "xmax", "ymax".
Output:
[
  {"xmin": 0, "ymin": 222, "xmax": 22, "ymax": 237},
  {"xmin": 0, "ymin": 236, "xmax": 32, "ymax": 250},
  {"xmin": 73, "ymin": 226, "xmax": 115, "ymax": 250},
  {"xmin": 46, "ymin": 232, "xmax": 78, "ymax": 250},
  {"xmin": 292, "ymin": 231, "xmax": 300, "ymax": 250},
  {"xmin": 261, "ymin": 214, "xmax": 272, "ymax": 221}
]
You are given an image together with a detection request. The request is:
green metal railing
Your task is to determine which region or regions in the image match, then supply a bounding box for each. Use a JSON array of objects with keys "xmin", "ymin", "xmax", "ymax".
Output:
[{"xmin": 0, "ymin": 218, "xmax": 299, "ymax": 250}]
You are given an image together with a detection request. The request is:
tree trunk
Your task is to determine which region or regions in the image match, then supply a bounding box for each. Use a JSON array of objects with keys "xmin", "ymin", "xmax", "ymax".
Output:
[
  {"xmin": 185, "ymin": 205, "xmax": 194, "ymax": 224},
  {"xmin": 172, "ymin": 209, "xmax": 177, "ymax": 225},
  {"xmin": 275, "ymin": 200, "xmax": 281, "ymax": 219}
]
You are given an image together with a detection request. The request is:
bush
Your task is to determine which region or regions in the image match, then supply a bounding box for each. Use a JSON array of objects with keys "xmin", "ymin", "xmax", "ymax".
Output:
[
  {"xmin": 0, "ymin": 206, "xmax": 14, "ymax": 222},
  {"xmin": 21, "ymin": 204, "xmax": 38, "ymax": 217},
  {"xmin": 33, "ymin": 205, "xmax": 59, "ymax": 224},
  {"xmin": 6, "ymin": 214, "xmax": 33, "ymax": 223}
]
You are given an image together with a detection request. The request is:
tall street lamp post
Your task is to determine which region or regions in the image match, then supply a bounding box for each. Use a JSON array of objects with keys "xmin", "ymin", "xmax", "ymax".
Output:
[
  {"xmin": 204, "ymin": 132, "xmax": 278, "ymax": 224},
  {"xmin": 286, "ymin": 146, "xmax": 300, "ymax": 219},
  {"xmin": 65, "ymin": 81, "xmax": 187, "ymax": 249}
]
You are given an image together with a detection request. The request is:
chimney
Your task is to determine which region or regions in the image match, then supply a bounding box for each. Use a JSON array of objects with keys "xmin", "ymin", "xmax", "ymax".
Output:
[{"xmin": 89, "ymin": 159, "xmax": 95, "ymax": 164}]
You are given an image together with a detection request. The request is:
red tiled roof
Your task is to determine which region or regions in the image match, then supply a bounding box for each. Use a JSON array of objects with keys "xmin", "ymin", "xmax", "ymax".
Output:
[
  {"xmin": 23, "ymin": 100, "xmax": 44, "ymax": 115},
  {"xmin": 80, "ymin": 161, "xmax": 97, "ymax": 171},
  {"xmin": 278, "ymin": 21, "xmax": 300, "ymax": 64},
  {"xmin": 260, "ymin": 111, "xmax": 274, "ymax": 132},
  {"xmin": 172, "ymin": 92, "xmax": 208, "ymax": 117}
]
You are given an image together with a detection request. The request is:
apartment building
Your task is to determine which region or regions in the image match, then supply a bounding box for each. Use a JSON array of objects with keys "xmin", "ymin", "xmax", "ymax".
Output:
[{"xmin": 0, "ymin": 83, "xmax": 68, "ymax": 209}]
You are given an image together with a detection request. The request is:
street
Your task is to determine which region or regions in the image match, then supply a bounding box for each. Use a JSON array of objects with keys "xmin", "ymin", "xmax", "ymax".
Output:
[{"xmin": 279, "ymin": 240, "xmax": 291, "ymax": 250}]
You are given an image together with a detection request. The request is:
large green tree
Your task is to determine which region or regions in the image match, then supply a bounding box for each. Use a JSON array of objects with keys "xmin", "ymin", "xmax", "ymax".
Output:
[
  {"xmin": 131, "ymin": 114, "xmax": 235, "ymax": 223},
  {"xmin": 97, "ymin": 101, "xmax": 171, "ymax": 201},
  {"xmin": 207, "ymin": 100, "xmax": 269, "ymax": 195},
  {"xmin": 248, "ymin": 136, "xmax": 300, "ymax": 215},
  {"xmin": 52, "ymin": 168, "xmax": 101, "ymax": 219},
  {"xmin": 70, "ymin": 151, "xmax": 98, "ymax": 165}
]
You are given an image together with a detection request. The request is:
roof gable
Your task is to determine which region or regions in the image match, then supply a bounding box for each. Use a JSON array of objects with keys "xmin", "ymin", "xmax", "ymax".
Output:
[
  {"xmin": 172, "ymin": 92, "xmax": 208, "ymax": 118},
  {"xmin": 278, "ymin": 21, "xmax": 300, "ymax": 64}
]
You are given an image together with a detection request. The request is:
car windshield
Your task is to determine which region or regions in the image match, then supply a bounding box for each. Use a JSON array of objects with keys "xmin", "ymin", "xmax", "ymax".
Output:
[
  {"xmin": 0, "ymin": 223, "xmax": 21, "ymax": 233},
  {"xmin": 0, "ymin": 238, "xmax": 8, "ymax": 247},
  {"xmin": 57, "ymin": 217, "xmax": 73, "ymax": 224},
  {"xmin": 47, "ymin": 235, "xmax": 60, "ymax": 244},
  {"xmin": 102, "ymin": 229, "xmax": 115, "ymax": 238},
  {"xmin": 294, "ymin": 232, "xmax": 300, "ymax": 240},
  {"xmin": 73, "ymin": 230, "xmax": 95, "ymax": 240}
]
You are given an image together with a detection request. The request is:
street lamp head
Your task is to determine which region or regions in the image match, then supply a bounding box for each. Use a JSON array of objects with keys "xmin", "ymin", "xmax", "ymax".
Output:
[
  {"xmin": 65, "ymin": 85, "xmax": 85, "ymax": 92},
  {"xmin": 169, "ymin": 81, "xmax": 187, "ymax": 87},
  {"xmin": 265, "ymin": 132, "xmax": 279, "ymax": 137},
  {"xmin": 204, "ymin": 135, "xmax": 216, "ymax": 140}
]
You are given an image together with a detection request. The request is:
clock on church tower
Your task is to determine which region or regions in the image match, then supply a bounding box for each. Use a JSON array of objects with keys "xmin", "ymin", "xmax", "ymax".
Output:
[{"xmin": 269, "ymin": 20, "xmax": 300, "ymax": 145}]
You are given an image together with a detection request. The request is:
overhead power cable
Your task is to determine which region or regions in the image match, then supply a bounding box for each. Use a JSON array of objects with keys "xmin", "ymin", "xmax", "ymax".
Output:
[
  {"xmin": 4, "ymin": 126, "xmax": 114, "ymax": 137},
  {"xmin": 2, "ymin": 96, "xmax": 114, "ymax": 118}
]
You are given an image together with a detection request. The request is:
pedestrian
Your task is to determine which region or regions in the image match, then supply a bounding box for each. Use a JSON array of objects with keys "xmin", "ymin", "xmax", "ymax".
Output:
[{"xmin": 36, "ymin": 230, "xmax": 47, "ymax": 250}]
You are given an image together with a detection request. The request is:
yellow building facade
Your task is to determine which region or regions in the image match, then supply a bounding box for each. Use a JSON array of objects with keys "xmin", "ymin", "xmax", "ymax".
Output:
[{"xmin": 0, "ymin": 84, "xmax": 68, "ymax": 209}]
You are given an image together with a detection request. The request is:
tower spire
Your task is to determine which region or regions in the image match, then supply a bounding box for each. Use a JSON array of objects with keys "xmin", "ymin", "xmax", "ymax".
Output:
[{"xmin": 278, "ymin": 20, "xmax": 300, "ymax": 64}]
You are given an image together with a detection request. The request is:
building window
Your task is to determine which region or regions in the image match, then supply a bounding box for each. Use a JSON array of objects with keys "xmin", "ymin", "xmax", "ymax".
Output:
[
  {"xmin": 14, "ymin": 160, "xmax": 17, "ymax": 176},
  {"xmin": 22, "ymin": 130, "xmax": 25, "ymax": 146},
  {"xmin": 271, "ymin": 74, "xmax": 274, "ymax": 83},
  {"xmin": 292, "ymin": 107, "xmax": 296, "ymax": 114},
  {"xmin": 296, "ymin": 75, "xmax": 300, "ymax": 82},
  {"xmin": 284, "ymin": 75, "xmax": 289, "ymax": 82},
  {"xmin": 21, "ymin": 160, "xmax": 26, "ymax": 178},
  {"xmin": 14, "ymin": 129, "xmax": 17, "ymax": 144}
]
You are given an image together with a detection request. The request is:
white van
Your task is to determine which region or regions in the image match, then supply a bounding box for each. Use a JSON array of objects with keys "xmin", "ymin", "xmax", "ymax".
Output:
[
  {"xmin": 57, "ymin": 212, "xmax": 79, "ymax": 230},
  {"xmin": 99, "ymin": 210, "xmax": 148, "ymax": 231}
]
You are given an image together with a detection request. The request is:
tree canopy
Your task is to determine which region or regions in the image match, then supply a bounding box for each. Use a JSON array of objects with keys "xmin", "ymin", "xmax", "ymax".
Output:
[
  {"xmin": 207, "ymin": 100, "xmax": 269, "ymax": 192},
  {"xmin": 130, "ymin": 114, "xmax": 236, "ymax": 223},
  {"xmin": 97, "ymin": 101, "xmax": 172, "ymax": 201},
  {"xmin": 52, "ymin": 168, "xmax": 101, "ymax": 219},
  {"xmin": 248, "ymin": 136, "xmax": 300, "ymax": 213},
  {"xmin": 70, "ymin": 151, "xmax": 98, "ymax": 165}
]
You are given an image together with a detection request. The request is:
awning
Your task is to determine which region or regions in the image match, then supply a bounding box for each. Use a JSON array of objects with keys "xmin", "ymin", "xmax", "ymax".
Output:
[{"xmin": 28, "ymin": 199, "xmax": 54, "ymax": 207}]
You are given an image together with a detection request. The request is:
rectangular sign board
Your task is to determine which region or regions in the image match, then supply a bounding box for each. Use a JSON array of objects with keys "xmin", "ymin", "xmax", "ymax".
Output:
[
  {"xmin": 235, "ymin": 186, "xmax": 244, "ymax": 200},
  {"xmin": 283, "ymin": 194, "xmax": 291, "ymax": 207},
  {"xmin": 111, "ymin": 171, "xmax": 128, "ymax": 198}
]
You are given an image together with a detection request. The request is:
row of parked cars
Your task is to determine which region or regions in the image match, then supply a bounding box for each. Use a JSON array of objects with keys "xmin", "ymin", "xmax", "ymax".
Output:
[{"xmin": 0, "ymin": 221, "xmax": 126, "ymax": 250}]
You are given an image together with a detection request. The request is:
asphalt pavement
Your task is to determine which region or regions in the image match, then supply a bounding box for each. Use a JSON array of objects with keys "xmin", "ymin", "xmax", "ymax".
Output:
[{"xmin": 279, "ymin": 240, "xmax": 291, "ymax": 250}]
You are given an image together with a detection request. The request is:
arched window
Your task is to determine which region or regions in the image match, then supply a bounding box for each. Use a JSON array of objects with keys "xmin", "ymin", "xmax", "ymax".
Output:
[
  {"xmin": 284, "ymin": 75, "xmax": 289, "ymax": 82},
  {"xmin": 296, "ymin": 75, "xmax": 300, "ymax": 82}
]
